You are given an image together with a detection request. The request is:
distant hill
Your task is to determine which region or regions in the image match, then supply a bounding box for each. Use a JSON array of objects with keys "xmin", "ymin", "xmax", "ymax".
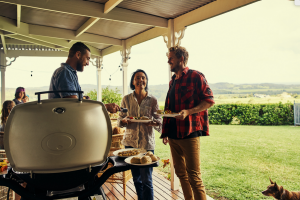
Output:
[{"xmin": 2, "ymin": 82, "xmax": 300, "ymax": 102}]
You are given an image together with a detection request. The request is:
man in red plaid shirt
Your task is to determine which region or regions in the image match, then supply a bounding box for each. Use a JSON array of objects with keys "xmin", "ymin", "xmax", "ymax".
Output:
[{"xmin": 161, "ymin": 46, "xmax": 214, "ymax": 200}]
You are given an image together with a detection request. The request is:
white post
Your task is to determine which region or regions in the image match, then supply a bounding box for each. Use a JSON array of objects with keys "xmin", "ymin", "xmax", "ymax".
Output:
[
  {"xmin": 122, "ymin": 63, "xmax": 128, "ymax": 96},
  {"xmin": 167, "ymin": 19, "xmax": 175, "ymax": 81},
  {"xmin": 0, "ymin": 52, "xmax": 5, "ymax": 105},
  {"xmin": 163, "ymin": 19, "xmax": 186, "ymax": 191},
  {"xmin": 121, "ymin": 40, "xmax": 131, "ymax": 96},
  {"xmin": 96, "ymin": 57, "xmax": 103, "ymax": 101}
]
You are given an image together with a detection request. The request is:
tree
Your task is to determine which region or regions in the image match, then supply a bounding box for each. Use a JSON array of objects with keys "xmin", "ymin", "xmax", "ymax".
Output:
[{"xmin": 85, "ymin": 87, "xmax": 122, "ymax": 105}]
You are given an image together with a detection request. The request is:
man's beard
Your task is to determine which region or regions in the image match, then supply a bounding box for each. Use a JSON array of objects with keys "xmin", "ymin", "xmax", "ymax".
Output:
[
  {"xmin": 171, "ymin": 62, "xmax": 180, "ymax": 73},
  {"xmin": 76, "ymin": 58, "xmax": 84, "ymax": 72}
]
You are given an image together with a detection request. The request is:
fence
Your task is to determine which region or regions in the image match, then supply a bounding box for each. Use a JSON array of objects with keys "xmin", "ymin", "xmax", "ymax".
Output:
[{"xmin": 294, "ymin": 101, "xmax": 300, "ymax": 126}]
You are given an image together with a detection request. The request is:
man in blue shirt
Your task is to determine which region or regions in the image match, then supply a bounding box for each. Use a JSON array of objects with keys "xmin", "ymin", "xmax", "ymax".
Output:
[{"xmin": 49, "ymin": 42, "xmax": 120, "ymax": 113}]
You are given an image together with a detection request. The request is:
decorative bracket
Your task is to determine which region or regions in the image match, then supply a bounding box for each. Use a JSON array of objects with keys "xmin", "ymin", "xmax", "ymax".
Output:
[
  {"xmin": 163, "ymin": 27, "xmax": 186, "ymax": 49},
  {"xmin": 90, "ymin": 56, "xmax": 103, "ymax": 69},
  {"xmin": 120, "ymin": 47, "xmax": 131, "ymax": 65},
  {"xmin": 0, "ymin": 56, "xmax": 18, "ymax": 68}
]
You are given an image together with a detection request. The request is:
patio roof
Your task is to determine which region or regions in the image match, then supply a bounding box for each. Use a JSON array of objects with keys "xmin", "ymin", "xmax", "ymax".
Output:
[{"xmin": 0, "ymin": 0, "xmax": 260, "ymax": 57}]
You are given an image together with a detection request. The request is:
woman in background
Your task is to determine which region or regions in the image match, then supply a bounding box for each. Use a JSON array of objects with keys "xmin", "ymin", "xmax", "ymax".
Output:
[
  {"xmin": 13, "ymin": 87, "xmax": 26, "ymax": 105},
  {"xmin": 118, "ymin": 69, "xmax": 162, "ymax": 200},
  {"xmin": 0, "ymin": 100, "xmax": 15, "ymax": 132}
]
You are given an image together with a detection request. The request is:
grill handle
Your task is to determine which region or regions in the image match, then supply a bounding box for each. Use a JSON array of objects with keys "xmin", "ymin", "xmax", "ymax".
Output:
[{"xmin": 35, "ymin": 91, "xmax": 84, "ymax": 103}]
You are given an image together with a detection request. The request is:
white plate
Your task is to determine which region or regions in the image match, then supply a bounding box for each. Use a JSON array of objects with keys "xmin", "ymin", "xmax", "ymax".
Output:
[
  {"xmin": 129, "ymin": 119, "xmax": 152, "ymax": 123},
  {"xmin": 113, "ymin": 148, "xmax": 146, "ymax": 157},
  {"xmin": 125, "ymin": 156, "xmax": 160, "ymax": 166},
  {"xmin": 154, "ymin": 112, "xmax": 180, "ymax": 117}
]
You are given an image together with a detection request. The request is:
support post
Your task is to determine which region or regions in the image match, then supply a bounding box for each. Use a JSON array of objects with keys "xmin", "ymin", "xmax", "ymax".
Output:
[
  {"xmin": 96, "ymin": 57, "xmax": 103, "ymax": 101},
  {"xmin": 162, "ymin": 19, "xmax": 186, "ymax": 191},
  {"xmin": 120, "ymin": 40, "xmax": 131, "ymax": 96},
  {"xmin": 0, "ymin": 52, "xmax": 6, "ymax": 105}
]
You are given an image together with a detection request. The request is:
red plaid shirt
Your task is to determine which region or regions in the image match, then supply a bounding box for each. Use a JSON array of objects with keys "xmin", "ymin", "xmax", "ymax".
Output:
[{"xmin": 161, "ymin": 67, "xmax": 214, "ymax": 138}]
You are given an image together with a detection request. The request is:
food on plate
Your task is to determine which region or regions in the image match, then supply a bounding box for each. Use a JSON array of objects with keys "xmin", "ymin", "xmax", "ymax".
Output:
[
  {"xmin": 112, "ymin": 127, "xmax": 125, "ymax": 135},
  {"xmin": 118, "ymin": 149, "xmax": 140, "ymax": 156},
  {"xmin": 140, "ymin": 156, "xmax": 152, "ymax": 164},
  {"xmin": 131, "ymin": 116, "xmax": 150, "ymax": 120},
  {"xmin": 109, "ymin": 112, "xmax": 119, "ymax": 119},
  {"xmin": 0, "ymin": 159, "xmax": 8, "ymax": 172},
  {"xmin": 131, "ymin": 157, "xmax": 141, "ymax": 164},
  {"xmin": 157, "ymin": 110, "xmax": 163, "ymax": 114},
  {"xmin": 145, "ymin": 151, "xmax": 153, "ymax": 157},
  {"xmin": 157, "ymin": 110, "xmax": 178, "ymax": 115},
  {"xmin": 150, "ymin": 155, "xmax": 158, "ymax": 162}
]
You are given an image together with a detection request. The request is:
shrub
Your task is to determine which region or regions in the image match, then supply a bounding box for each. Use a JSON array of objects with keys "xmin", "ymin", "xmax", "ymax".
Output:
[
  {"xmin": 208, "ymin": 102, "xmax": 294, "ymax": 125},
  {"xmin": 85, "ymin": 87, "xmax": 122, "ymax": 105}
]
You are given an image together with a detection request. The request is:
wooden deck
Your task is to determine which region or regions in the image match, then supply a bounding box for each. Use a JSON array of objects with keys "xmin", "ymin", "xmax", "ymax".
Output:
[{"xmin": 102, "ymin": 171, "xmax": 185, "ymax": 200}]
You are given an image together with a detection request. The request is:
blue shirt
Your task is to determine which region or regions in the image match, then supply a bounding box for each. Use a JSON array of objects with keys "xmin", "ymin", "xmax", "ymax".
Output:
[{"xmin": 48, "ymin": 63, "xmax": 81, "ymax": 99}]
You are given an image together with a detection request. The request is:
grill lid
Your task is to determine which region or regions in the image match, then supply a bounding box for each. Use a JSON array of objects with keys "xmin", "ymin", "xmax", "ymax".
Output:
[{"xmin": 4, "ymin": 98, "xmax": 112, "ymax": 173}]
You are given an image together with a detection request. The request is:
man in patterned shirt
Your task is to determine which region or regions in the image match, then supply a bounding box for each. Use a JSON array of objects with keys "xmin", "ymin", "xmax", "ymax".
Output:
[
  {"xmin": 161, "ymin": 46, "xmax": 215, "ymax": 200},
  {"xmin": 49, "ymin": 42, "xmax": 120, "ymax": 113}
]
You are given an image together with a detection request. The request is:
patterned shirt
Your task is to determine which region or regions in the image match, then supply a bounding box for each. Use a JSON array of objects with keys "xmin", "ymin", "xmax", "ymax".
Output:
[
  {"xmin": 117, "ymin": 92, "xmax": 162, "ymax": 150},
  {"xmin": 48, "ymin": 63, "xmax": 81, "ymax": 99},
  {"xmin": 161, "ymin": 67, "xmax": 214, "ymax": 139}
]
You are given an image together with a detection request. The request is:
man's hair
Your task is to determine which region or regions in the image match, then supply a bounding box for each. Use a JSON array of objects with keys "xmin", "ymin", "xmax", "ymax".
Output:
[
  {"xmin": 68, "ymin": 42, "xmax": 90, "ymax": 58},
  {"xmin": 169, "ymin": 46, "xmax": 189, "ymax": 66}
]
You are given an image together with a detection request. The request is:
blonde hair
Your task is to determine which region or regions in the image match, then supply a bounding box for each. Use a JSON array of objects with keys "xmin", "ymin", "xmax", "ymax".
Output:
[{"xmin": 169, "ymin": 46, "xmax": 189, "ymax": 66}]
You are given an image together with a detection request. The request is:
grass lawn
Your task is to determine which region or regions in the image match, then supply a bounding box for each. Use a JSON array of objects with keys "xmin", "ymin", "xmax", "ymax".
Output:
[{"xmin": 155, "ymin": 125, "xmax": 300, "ymax": 200}]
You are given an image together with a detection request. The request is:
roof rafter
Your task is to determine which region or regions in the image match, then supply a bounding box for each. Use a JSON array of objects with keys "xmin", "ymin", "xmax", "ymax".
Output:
[
  {"xmin": 0, "ymin": 0, "xmax": 168, "ymax": 28},
  {"xmin": 104, "ymin": 0, "xmax": 123, "ymax": 14},
  {"xmin": 17, "ymin": 4, "xmax": 21, "ymax": 27},
  {"xmin": 0, "ymin": 16, "xmax": 101, "ymax": 56},
  {"xmin": 174, "ymin": 0, "xmax": 260, "ymax": 32},
  {"xmin": 0, "ymin": 32, "xmax": 7, "ymax": 54},
  {"xmin": 75, "ymin": 17, "xmax": 99, "ymax": 37},
  {"xmin": 29, "ymin": 24, "xmax": 122, "ymax": 46}
]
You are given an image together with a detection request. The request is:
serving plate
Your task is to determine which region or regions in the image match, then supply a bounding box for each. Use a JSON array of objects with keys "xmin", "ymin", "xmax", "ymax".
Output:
[
  {"xmin": 125, "ymin": 156, "xmax": 160, "ymax": 166},
  {"xmin": 154, "ymin": 112, "xmax": 180, "ymax": 117},
  {"xmin": 113, "ymin": 148, "xmax": 146, "ymax": 157}
]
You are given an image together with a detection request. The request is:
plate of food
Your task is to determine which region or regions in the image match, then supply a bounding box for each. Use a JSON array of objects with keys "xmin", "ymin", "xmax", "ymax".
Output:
[
  {"xmin": 154, "ymin": 110, "xmax": 180, "ymax": 117},
  {"xmin": 128, "ymin": 116, "xmax": 152, "ymax": 123},
  {"xmin": 113, "ymin": 148, "xmax": 147, "ymax": 157},
  {"xmin": 125, "ymin": 151, "xmax": 160, "ymax": 166}
]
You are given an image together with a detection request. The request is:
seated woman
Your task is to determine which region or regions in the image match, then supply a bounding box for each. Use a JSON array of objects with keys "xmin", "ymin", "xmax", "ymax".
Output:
[
  {"xmin": 118, "ymin": 69, "xmax": 162, "ymax": 200},
  {"xmin": 13, "ymin": 87, "xmax": 26, "ymax": 105},
  {"xmin": 0, "ymin": 100, "xmax": 15, "ymax": 149}
]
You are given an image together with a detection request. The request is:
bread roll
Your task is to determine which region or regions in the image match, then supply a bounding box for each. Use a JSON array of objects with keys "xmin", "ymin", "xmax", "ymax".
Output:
[
  {"xmin": 140, "ymin": 156, "xmax": 152, "ymax": 164},
  {"xmin": 131, "ymin": 157, "xmax": 141, "ymax": 164},
  {"xmin": 146, "ymin": 151, "xmax": 153, "ymax": 156},
  {"xmin": 150, "ymin": 155, "xmax": 158, "ymax": 162}
]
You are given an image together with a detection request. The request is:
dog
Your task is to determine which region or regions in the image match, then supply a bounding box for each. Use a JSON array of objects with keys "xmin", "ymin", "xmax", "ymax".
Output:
[{"xmin": 262, "ymin": 178, "xmax": 300, "ymax": 200}]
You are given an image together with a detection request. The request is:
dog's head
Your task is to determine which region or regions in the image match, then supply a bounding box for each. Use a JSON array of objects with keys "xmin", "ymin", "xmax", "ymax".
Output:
[{"xmin": 262, "ymin": 178, "xmax": 284, "ymax": 199}]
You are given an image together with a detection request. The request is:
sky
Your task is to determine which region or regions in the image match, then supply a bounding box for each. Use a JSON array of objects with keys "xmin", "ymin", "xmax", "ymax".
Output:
[{"xmin": 4, "ymin": 0, "xmax": 300, "ymax": 89}]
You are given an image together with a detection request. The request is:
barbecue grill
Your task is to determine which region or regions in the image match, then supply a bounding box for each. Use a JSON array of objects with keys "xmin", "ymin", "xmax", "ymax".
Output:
[{"xmin": 0, "ymin": 91, "xmax": 158, "ymax": 200}]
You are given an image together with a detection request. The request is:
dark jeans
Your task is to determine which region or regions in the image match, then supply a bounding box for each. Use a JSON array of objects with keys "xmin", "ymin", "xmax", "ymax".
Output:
[{"xmin": 125, "ymin": 146, "xmax": 154, "ymax": 200}]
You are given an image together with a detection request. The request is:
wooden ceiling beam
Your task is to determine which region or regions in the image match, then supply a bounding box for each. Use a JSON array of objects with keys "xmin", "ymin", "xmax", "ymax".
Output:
[
  {"xmin": 0, "ymin": 0, "xmax": 167, "ymax": 27},
  {"xmin": 75, "ymin": 17, "xmax": 99, "ymax": 37},
  {"xmin": 0, "ymin": 32, "xmax": 7, "ymax": 54},
  {"xmin": 174, "ymin": 0, "xmax": 260, "ymax": 32},
  {"xmin": 17, "ymin": 4, "xmax": 21, "ymax": 27},
  {"xmin": 104, "ymin": 0, "xmax": 123, "ymax": 14}
]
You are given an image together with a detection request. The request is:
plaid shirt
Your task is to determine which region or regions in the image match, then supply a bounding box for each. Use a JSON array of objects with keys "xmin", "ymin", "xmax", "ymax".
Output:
[{"xmin": 161, "ymin": 67, "xmax": 214, "ymax": 139}]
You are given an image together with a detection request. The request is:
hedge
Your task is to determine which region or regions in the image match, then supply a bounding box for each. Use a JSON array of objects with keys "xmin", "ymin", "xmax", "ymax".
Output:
[{"xmin": 208, "ymin": 102, "xmax": 294, "ymax": 125}]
